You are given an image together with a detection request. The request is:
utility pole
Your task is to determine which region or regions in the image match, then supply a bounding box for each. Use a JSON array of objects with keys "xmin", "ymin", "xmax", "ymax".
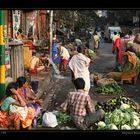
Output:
[
  {"xmin": 0, "ymin": 10, "xmax": 5, "ymax": 100},
  {"xmin": 49, "ymin": 10, "xmax": 53, "ymax": 59}
]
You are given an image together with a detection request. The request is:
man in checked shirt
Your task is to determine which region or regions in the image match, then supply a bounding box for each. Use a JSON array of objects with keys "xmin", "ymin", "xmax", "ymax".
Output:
[{"xmin": 60, "ymin": 77, "xmax": 105, "ymax": 130}]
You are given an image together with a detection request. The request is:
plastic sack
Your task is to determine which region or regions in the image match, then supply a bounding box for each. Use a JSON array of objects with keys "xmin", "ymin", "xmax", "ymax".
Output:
[{"xmin": 42, "ymin": 112, "xmax": 58, "ymax": 128}]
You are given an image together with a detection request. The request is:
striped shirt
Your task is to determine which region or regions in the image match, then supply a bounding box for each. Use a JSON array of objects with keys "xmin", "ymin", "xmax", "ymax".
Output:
[{"xmin": 61, "ymin": 90, "xmax": 94, "ymax": 125}]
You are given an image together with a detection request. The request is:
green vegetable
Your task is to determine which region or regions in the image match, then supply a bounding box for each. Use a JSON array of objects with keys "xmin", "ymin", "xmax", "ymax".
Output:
[
  {"xmin": 106, "ymin": 124, "xmax": 118, "ymax": 130},
  {"xmin": 120, "ymin": 103, "xmax": 130, "ymax": 110},
  {"xmin": 56, "ymin": 112, "xmax": 71, "ymax": 125},
  {"xmin": 97, "ymin": 121, "xmax": 106, "ymax": 129},
  {"xmin": 95, "ymin": 83, "xmax": 124, "ymax": 95},
  {"xmin": 121, "ymin": 124, "xmax": 131, "ymax": 130}
]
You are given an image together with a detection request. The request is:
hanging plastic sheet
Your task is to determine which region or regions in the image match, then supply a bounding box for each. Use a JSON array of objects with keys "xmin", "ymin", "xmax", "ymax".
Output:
[{"xmin": 52, "ymin": 42, "xmax": 60, "ymax": 64}]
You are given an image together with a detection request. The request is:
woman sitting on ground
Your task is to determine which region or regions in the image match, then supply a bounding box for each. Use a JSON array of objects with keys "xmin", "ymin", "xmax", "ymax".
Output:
[
  {"xmin": 16, "ymin": 76, "xmax": 43, "ymax": 127},
  {"xmin": 0, "ymin": 82, "xmax": 35, "ymax": 130},
  {"xmin": 121, "ymin": 48, "xmax": 140, "ymax": 85}
]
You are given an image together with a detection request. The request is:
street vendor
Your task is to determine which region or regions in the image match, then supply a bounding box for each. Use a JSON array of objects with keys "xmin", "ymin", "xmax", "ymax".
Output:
[
  {"xmin": 83, "ymin": 41, "xmax": 96, "ymax": 63},
  {"xmin": 60, "ymin": 77, "xmax": 105, "ymax": 130},
  {"xmin": 121, "ymin": 48, "xmax": 140, "ymax": 85},
  {"xmin": 30, "ymin": 51, "xmax": 45, "ymax": 75},
  {"xmin": 29, "ymin": 51, "xmax": 45, "ymax": 93}
]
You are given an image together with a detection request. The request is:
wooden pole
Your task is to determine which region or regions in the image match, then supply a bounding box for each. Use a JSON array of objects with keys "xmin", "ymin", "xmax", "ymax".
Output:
[{"xmin": 49, "ymin": 10, "xmax": 53, "ymax": 59}]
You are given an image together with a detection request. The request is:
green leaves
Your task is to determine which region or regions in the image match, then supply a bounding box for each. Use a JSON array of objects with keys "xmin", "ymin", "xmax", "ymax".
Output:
[
  {"xmin": 56, "ymin": 112, "xmax": 71, "ymax": 125},
  {"xmin": 95, "ymin": 83, "xmax": 124, "ymax": 95}
]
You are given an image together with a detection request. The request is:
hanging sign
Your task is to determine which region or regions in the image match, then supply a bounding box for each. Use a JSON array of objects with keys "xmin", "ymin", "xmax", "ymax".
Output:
[{"xmin": 12, "ymin": 10, "xmax": 21, "ymax": 39}]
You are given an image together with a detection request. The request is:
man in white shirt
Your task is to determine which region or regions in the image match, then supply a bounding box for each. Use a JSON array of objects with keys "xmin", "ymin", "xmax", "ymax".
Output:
[
  {"xmin": 69, "ymin": 46, "xmax": 91, "ymax": 94},
  {"xmin": 57, "ymin": 44, "xmax": 70, "ymax": 76}
]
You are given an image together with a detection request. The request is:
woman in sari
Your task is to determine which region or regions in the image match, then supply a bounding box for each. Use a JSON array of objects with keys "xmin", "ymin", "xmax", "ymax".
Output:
[
  {"xmin": 121, "ymin": 48, "xmax": 140, "ymax": 85},
  {"xmin": 0, "ymin": 82, "xmax": 35, "ymax": 130},
  {"xmin": 16, "ymin": 76, "xmax": 42, "ymax": 127},
  {"xmin": 0, "ymin": 82, "xmax": 25, "ymax": 129},
  {"xmin": 112, "ymin": 32, "xmax": 124, "ymax": 72}
]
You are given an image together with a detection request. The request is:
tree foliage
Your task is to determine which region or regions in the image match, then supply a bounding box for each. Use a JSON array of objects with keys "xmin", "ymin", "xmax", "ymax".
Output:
[{"xmin": 53, "ymin": 10, "xmax": 99, "ymax": 29}]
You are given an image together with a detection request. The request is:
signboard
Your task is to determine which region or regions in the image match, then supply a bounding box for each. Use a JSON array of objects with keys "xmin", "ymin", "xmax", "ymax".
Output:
[{"xmin": 12, "ymin": 10, "xmax": 21, "ymax": 39}]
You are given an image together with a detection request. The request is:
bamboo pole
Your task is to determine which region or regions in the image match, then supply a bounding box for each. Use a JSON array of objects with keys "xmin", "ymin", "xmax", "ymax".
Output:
[{"xmin": 49, "ymin": 10, "xmax": 53, "ymax": 59}]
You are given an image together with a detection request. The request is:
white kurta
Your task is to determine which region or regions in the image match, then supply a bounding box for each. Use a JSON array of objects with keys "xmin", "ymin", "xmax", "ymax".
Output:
[
  {"xmin": 69, "ymin": 53, "xmax": 91, "ymax": 94},
  {"xmin": 60, "ymin": 46, "xmax": 70, "ymax": 60}
]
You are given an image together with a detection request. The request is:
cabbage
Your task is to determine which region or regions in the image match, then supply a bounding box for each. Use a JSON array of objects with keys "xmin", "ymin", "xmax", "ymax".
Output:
[
  {"xmin": 97, "ymin": 121, "xmax": 106, "ymax": 128},
  {"xmin": 105, "ymin": 124, "xmax": 118, "ymax": 130},
  {"xmin": 97, "ymin": 121, "xmax": 106, "ymax": 130},
  {"xmin": 108, "ymin": 109, "xmax": 124, "ymax": 125},
  {"xmin": 120, "ymin": 103, "xmax": 130, "ymax": 110},
  {"xmin": 136, "ymin": 126, "xmax": 140, "ymax": 130},
  {"xmin": 122, "ymin": 112, "xmax": 131, "ymax": 124},
  {"xmin": 109, "ymin": 124, "xmax": 118, "ymax": 130},
  {"xmin": 121, "ymin": 124, "xmax": 131, "ymax": 130},
  {"xmin": 132, "ymin": 120, "xmax": 139, "ymax": 127},
  {"xmin": 131, "ymin": 114, "xmax": 140, "ymax": 127}
]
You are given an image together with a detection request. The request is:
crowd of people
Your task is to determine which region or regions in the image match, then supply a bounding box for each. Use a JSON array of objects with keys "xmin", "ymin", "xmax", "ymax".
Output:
[
  {"xmin": 1, "ymin": 26, "xmax": 140, "ymax": 130},
  {"xmin": 111, "ymin": 30, "xmax": 140, "ymax": 85}
]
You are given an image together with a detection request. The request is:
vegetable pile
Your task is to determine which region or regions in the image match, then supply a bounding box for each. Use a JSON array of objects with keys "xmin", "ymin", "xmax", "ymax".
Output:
[
  {"xmin": 97, "ymin": 108, "xmax": 140, "ymax": 130},
  {"xmin": 55, "ymin": 112, "xmax": 71, "ymax": 125},
  {"xmin": 95, "ymin": 83, "xmax": 125, "ymax": 95},
  {"xmin": 95, "ymin": 96, "xmax": 140, "ymax": 130},
  {"xmin": 95, "ymin": 95, "xmax": 139, "ymax": 112}
]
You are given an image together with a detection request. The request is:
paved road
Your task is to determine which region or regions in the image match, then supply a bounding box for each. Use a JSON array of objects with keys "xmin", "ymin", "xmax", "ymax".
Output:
[{"xmin": 34, "ymin": 41, "xmax": 140, "ymax": 130}]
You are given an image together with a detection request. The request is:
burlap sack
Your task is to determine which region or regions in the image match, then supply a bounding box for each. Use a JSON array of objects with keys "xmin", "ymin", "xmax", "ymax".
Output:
[
  {"xmin": 106, "ymin": 72, "xmax": 122, "ymax": 81},
  {"xmin": 133, "ymin": 34, "xmax": 140, "ymax": 44},
  {"xmin": 93, "ymin": 73, "xmax": 104, "ymax": 83},
  {"xmin": 96, "ymin": 78, "xmax": 117, "ymax": 87},
  {"xmin": 131, "ymin": 43, "xmax": 140, "ymax": 56}
]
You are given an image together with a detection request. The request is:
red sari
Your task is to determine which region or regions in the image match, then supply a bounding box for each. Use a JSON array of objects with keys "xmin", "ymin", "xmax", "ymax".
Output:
[{"xmin": 112, "ymin": 37, "xmax": 123, "ymax": 65}]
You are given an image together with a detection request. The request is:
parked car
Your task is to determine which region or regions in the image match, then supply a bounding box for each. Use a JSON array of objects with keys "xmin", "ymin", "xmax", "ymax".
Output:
[
  {"xmin": 105, "ymin": 26, "xmax": 121, "ymax": 43},
  {"xmin": 132, "ymin": 28, "xmax": 140, "ymax": 35}
]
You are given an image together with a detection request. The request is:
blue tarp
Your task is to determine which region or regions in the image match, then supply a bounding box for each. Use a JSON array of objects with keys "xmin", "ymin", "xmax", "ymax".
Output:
[{"xmin": 52, "ymin": 42, "xmax": 60, "ymax": 64}]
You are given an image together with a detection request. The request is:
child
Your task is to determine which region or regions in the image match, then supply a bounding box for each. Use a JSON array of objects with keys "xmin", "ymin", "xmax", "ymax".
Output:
[{"xmin": 60, "ymin": 77, "xmax": 105, "ymax": 130}]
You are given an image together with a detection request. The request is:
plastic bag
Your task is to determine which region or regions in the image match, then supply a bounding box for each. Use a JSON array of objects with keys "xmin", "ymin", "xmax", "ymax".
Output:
[{"xmin": 42, "ymin": 112, "xmax": 58, "ymax": 128}]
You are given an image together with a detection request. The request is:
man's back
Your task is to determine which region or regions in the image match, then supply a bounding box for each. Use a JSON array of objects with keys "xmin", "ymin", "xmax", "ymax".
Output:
[
  {"xmin": 61, "ymin": 90, "xmax": 94, "ymax": 124},
  {"xmin": 30, "ymin": 56, "xmax": 39, "ymax": 69}
]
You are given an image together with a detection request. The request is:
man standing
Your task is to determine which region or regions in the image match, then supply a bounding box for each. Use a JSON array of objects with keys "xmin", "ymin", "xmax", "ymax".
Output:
[
  {"xmin": 57, "ymin": 43, "xmax": 70, "ymax": 76},
  {"xmin": 69, "ymin": 46, "xmax": 91, "ymax": 94},
  {"xmin": 112, "ymin": 32, "xmax": 124, "ymax": 72},
  {"xmin": 93, "ymin": 31, "xmax": 100, "ymax": 53}
]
